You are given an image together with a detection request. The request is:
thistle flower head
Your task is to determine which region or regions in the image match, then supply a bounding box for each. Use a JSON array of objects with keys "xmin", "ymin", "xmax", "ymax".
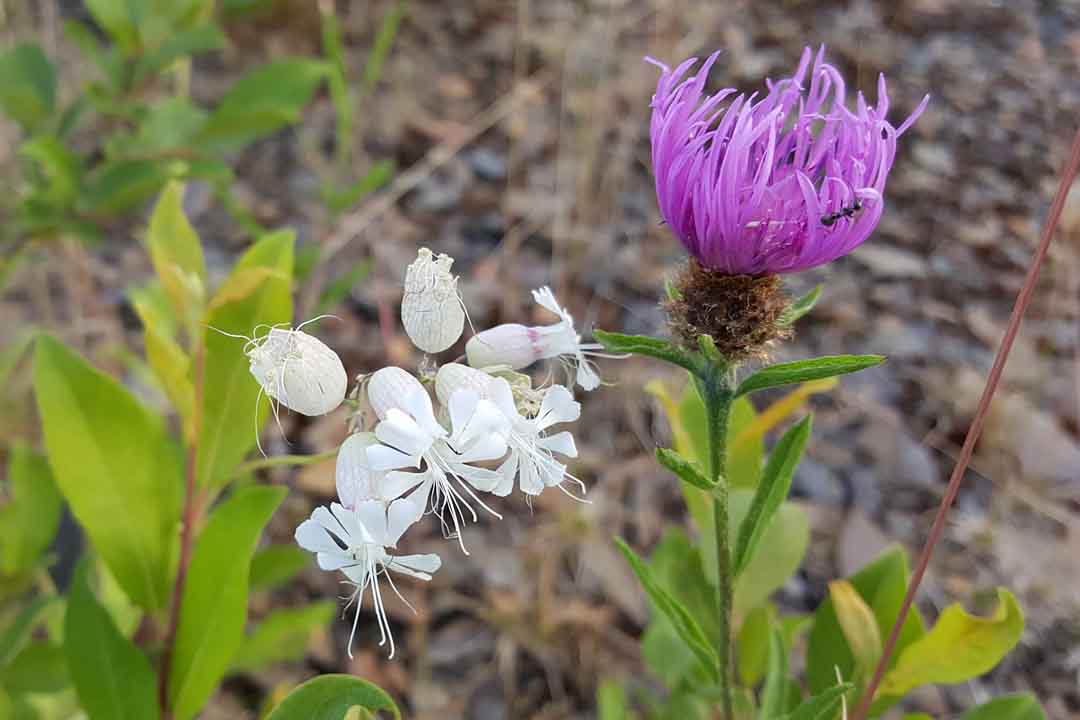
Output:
[{"xmin": 649, "ymin": 46, "xmax": 928, "ymax": 275}]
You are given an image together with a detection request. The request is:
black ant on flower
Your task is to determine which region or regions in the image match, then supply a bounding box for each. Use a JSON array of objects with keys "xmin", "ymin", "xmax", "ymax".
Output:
[{"xmin": 820, "ymin": 199, "xmax": 863, "ymax": 227}]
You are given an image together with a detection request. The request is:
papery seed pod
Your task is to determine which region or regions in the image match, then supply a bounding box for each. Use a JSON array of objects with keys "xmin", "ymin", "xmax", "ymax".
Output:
[
  {"xmin": 401, "ymin": 248, "xmax": 466, "ymax": 354},
  {"xmin": 247, "ymin": 328, "xmax": 347, "ymax": 416},
  {"xmin": 366, "ymin": 366, "xmax": 426, "ymax": 419},
  {"xmin": 434, "ymin": 363, "xmax": 496, "ymax": 407}
]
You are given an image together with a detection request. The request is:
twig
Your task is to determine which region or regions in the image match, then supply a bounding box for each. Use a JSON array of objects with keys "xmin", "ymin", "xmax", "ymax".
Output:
[
  {"xmin": 851, "ymin": 125, "xmax": 1080, "ymax": 720},
  {"xmin": 157, "ymin": 341, "xmax": 206, "ymax": 717},
  {"xmin": 232, "ymin": 449, "xmax": 337, "ymax": 477}
]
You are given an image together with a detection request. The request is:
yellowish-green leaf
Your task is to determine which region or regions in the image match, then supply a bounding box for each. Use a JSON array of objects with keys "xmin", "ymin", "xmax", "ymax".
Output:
[
  {"xmin": 197, "ymin": 231, "xmax": 293, "ymax": 488},
  {"xmin": 207, "ymin": 267, "xmax": 287, "ymax": 313},
  {"xmin": 733, "ymin": 495, "xmax": 809, "ymax": 616},
  {"xmin": 878, "ymin": 589, "xmax": 1024, "ymax": 699},
  {"xmin": 131, "ymin": 290, "xmax": 195, "ymax": 439},
  {"xmin": 147, "ymin": 182, "xmax": 206, "ymax": 332},
  {"xmin": 34, "ymin": 335, "xmax": 182, "ymax": 610},
  {"xmin": 737, "ymin": 604, "xmax": 774, "ymax": 686},
  {"xmin": 0, "ymin": 444, "xmax": 62, "ymax": 575},
  {"xmin": 960, "ymin": 694, "xmax": 1046, "ymax": 720},
  {"xmin": 828, "ymin": 580, "xmax": 882, "ymax": 682},
  {"xmin": 230, "ymin": 602, "xmax": 336, "ymax": 673},
  {"xmin": 265, "ymin": 675, "xmax": 400, "ymax": 720}
]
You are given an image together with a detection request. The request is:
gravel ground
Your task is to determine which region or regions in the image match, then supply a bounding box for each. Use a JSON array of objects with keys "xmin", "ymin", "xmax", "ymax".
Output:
[{"xmin": 4, "ymin": 1, "xmax": 1080, "ymax": 718}]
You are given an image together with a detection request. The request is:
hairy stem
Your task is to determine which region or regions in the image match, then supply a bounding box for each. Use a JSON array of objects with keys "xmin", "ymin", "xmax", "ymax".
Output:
[
  {"xmin": 703, "ymin": 369, "xmax": 735, "ymax": 720},
  {"xmin": 158, "ymin": 342, "xmax": 205, "ymax": 717}
]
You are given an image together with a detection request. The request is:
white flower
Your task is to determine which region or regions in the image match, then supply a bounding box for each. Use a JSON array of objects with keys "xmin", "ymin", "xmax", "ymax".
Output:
[
  {"xmin": 465, "ymin": 287, "xmax": 607, "ymax": 391},
  {"xmin": 294, "ymin": 487, "xmax": 438, "ymax": 659},
  {"xmin": 435, "ymin": 364, "xmax": 583, "ymax": 498},
  {"xmin": 365, "ymin": 367, "xmax": 509, "ymax": 553},
  {"xmin": 401, "ymin": 248, "xmax": 466, "ymax": 354},
  {"xmin": 246, "ymin": 324, "xmax": 348, "ymax": 416}
]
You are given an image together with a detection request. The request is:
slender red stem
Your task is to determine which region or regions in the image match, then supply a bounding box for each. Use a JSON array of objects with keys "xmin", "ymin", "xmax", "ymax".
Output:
[
  {"xmin": 158, "ymin": 343, "xmax": 206, "ymax": 717},
  {"xmin": 852, "ymin": 125, "xmax": 1080, "ymax": 720}
]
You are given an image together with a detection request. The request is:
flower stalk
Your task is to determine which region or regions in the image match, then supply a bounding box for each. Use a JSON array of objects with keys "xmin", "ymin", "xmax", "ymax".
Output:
[{"xmin": 698, "ymin": 363, "xmax": 736, "ymax": 720}]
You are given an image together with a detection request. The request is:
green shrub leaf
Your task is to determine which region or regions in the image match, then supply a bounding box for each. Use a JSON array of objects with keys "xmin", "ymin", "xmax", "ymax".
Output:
[
  {"xmin": 169, "ymin": 485, "xmax": 286, "ymax": 720},
  {"xmin": 736, "ymin": 355, "xmax": 884, "ymax": 397},
  {"xmin": 878, "ymin": 589, "xmax": 1024, "ymax": 699},
  {"xmin": 250, "ymin": 544, "xmax": 311, "ymax": 591},
  {"xmin": 65, "ymin": 559, "xmax": 159, "ymax": 720},
  {"xmin": 197, "ymin": 230, "xmax": 293, "ymax": 488},
  {"xmin": 778, "ymin": 286, "xmax": 822, "ymax": 327},
  {"xmin": 196, "ymin": 59, "xmax": 328, "ymax": 151},
  {"xmin": 616, "ymin": 537, "xmax": 720, "ymax": 681},
  {"xmin": 230, "ymin": 601, "xmax": 336, "ymax": 673},
  {"xmin": 147, "ymin": 182, "xmax": 207, "ymax": 330},
  {"xmin": 266, "ymin": 675, "xmax": 400, "ymax": 720},
  {"xmin": 0, "ymin": 597, "xmax": 59, "ymax": 670},
  {"xmin": 960, "ymin": 694, "xmax": 1046, "ymax": 720},
  {"xmin": 757, "ymin": 627, "xmax": 788, "ymax": 720},
  {"xmin": 737, "ymin": 604, "xmax": 773, "ymax": 686},
  {"xmin": 0, "ymin": 444, "xmax": 62, "ymax": 575},
  {"xmin": 732, "ymin": 493, "xmax": 809, "ymax": 616},
  {"xmin": 34, "ymin": 335, "xmax": 182, "ymax": 610},
  {"xmin": 778, "ymin": 683, "xmax": 854, "ymax": 720},
  {"xmin": 0, "ymin": 44, "xmax": 56, "ymax": 131},
  {"xmin": 828, "ymin": 580, "xmax": 882, "ymax": 682},
  {"xmin": 734, "ymin": 416, "xmax": 811, "ymax": 576}
]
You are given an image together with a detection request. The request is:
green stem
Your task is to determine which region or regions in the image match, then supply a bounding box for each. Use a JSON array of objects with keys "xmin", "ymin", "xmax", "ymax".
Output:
[
  {"xmin": 703, "ymin": 367, "xmax": 735, "ymax": 720},
  {"xmin": 232, "ymin": 450, "xmax": 337, "ymax": 478}
]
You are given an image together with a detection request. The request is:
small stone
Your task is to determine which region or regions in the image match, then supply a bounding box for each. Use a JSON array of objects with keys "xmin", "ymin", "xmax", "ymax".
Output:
[
  {"xmin": 792, "ymin": 458, "xmax": 845, "ymax": 505},
  {"xmin": 467, "ymin": 147, "xmax": 507, "ymax": 182},
  {"xmin": 854, "ymin": 245, "xmax": 926, "ymax": 278}
]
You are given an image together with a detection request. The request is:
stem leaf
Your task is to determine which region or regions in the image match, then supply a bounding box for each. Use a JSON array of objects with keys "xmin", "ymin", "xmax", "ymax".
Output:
[
  {"xmin": 615, "ymin": 537, "xmax": 721, "ymax": 681},
  {"xmin": 778, "ymin": 285, "xmax": 822, "ymax": 326},
  {"xmin": 266, "ymin": 675, "xmax": 400, "ymax": 720},
  {"xmin": 733, "ymin": 416, "xmax": 812, "ymax": 576},
  {"xmin": 593, "ymin": 330, "xmax": 699, "ymax": 374},
  {"xmin": 656, "ymin": 447, "xmax": 715, "ymax": 490},
  {"xmin": 757, "ymin": 627, "xmax": 788, "ymax": 720},
  {"xmin": 778, "ymin": 682, "xmax": 854, "ymax": 720},
  {"xmin": 736, "ymin": 355, "xmax": 884, "ymax": 397}
]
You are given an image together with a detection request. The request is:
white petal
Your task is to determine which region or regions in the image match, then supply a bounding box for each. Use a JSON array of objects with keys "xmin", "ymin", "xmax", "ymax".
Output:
[
  {"xmin": 310, "ymin": 506, "xmax": 346, "ymax": 539},
  {"xmin": 536, "ymin": 385, "xmax": 581, "ymax": 428},
  {"xmin": 388, "ymin": 553, "xmax": 441, "ymax": 580},
  {"xmin": 374, "ymin": 409, "xmax": 434, "ymax": 458},
  {"xmin": 448, "ymin": 393, "xmax": 509, "ymax": 452},
  {"xmin": 447, "ymin": 389, "xmax": 480, "ymax": 438},
  {"xmin": 575, "ymin": 356, "xmax": 601, "ymax": 391},
  {"xmin": 531, "ymin": 286, "xmax": 570, "ymax": 323},
  {"xmin": 452, "ymin": 463, "xmax": 502, "ymax": 493},
  {"xmin": 295, "ymin": 518, "xmax": 341, "ymax": 554},
  {"xmin": 336, "ymin": 433, "xmax": 380, "ymax": 508},
  {"xmin": 350, "ymin": 500, "xmax": 388, "ymax": 545},
  {"xmin": 380, "ymin": 470, "xmax": 427, "ymax": 501},
  {"xmin": 492, "ymin": 453, "xmax": 518, "ymax": 497},
  {"xmin": 454, "ymin": 433, "xmax": 508, "ymax": 464},
  {"xmin": 537, "ymin": 430, "xmax": 577, "ymax": 459},
  {"xmin": 366, "ymin": 443, "xmax": 422, "ymax": 472},
  {"xmin": 519, "ymin": 457, "xmax": 547, "ymax": 495},
  {"xmin": 399, "ymin": 385, "xmax": 446, "ymax": 440},
  {"xmin": 386, "ymin": 482, "xmax": 430, "ymax": 546},
  {"xmin": 317, "ymin": 551, "xmax": 355, "ymax": 571},
  {"xmin": 487, "ymin": 377, "xmax": 520, "ymax": 421}
]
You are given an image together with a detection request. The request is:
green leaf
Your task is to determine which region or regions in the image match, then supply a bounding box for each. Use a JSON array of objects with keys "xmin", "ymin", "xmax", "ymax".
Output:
[
  {"xmin": 79, "ymin": 159, "xmax": 172, "ymax": 216},
  {"xmin": 736, "ymin": 355, "xmax": 884, "ymax": 397},
  {"xmin": 877, "ymin": 589, "xmax": 1024, "ymax": 699},
  {"xmin": 1, "ymin": 642, "xmax": 68, "ymax": 694},
  {"xmin": 597, "ymin": 679, "xmax": 630, "ymax": 720},
  {"xmin": 960, "ymin": 694, "xmax": 1046, "ymax": 720},
  {"xmin": 0, "ymin": 597, "xmax": 59, "ymax": 670},
  {"xmin": 64, "ymin": 20, "xmax": 123, "ymax": 89},
  {"xmin": 734, "ymin": 416, "xmax": 811, "ymax": 576},
  {"xmin": 806, "ymin": 545, "xmax": 926, "ymax": 694},
  {"xmin": 33, "ymin": 335, "xmax": 182, "ymax": 610},
  {"xmin": 146, "ymin": 181, "xmax": 207, "ymax": 329},
  {"xmin": 594, "ymin": 330, "xmax": 700, "ymax": 374},
  {"xmin": 133, "ymin": 24, "xmax": 226, "ymax": 83},
  {"xmin": 727, "ymin": 396, "xmax": 763, "ymax": 489},
  {"xmin": 197, "ymin": 230, "xmax": 293, "ymax": 488},
  {"xmin": 757, "ymin": 627, "xmax": 788, "ymax": 720},
  {"xmin": 778, "ymin": 286, "xmax": 822, "ymax": 326},
  {"xmin": 737, "ymin": 605, "xmax": 773, "ymax": 686},
  {"xmin": 230, "ymin": 601, "xmax": 336, "ymax": 673},
  {"xmin": 84, "ymin": 0, "xmax": 142, "ymax": 54},
  {"xmin": 615, "ymin": 537, "xmax": 720, "ymax": 682},
  {"xmin": 129, "ymin": 287, "xmax": 195, "ymax": 436},
  {"xmin": 363, "ymin": 0, "xmax": 406, "ymax": 95},
  {"xmin": 64, "ymin": 559, "xmax": 159, "ymax": 720},
  {"xmin": 828, "ymin": 580, "xmax": 882, "ymax": 682},
  {"xmin": 128, "ymin": 97, "xmax": 208, "ymax": 155},
  {"xmin": 250, "ymin": 544, "xmax": 310, "ymax": 591},
  {"xmin": 656, "ymin": 448, "xmax": 714, "ymax": 490},
  {"xmin": 322, "ymin": 161, "xmax": 394, "ymax": 214},
  {"xmin": 169, "ymin": 486, "xmax": 286, "ymax": 720},
  {"xmin": 21, "ymin": 135, "xmax": 83, "ymax": 208},
  {"xmin": 639, "ymin": 529, "xmax": 717, "ymax": 687},
  {"xmin": 0, "ymin": 444, "xmax": 62, "ymax": 575},
  {"xmin": 0, "ymin": 44, "xmax": 56, "ymax": 132},
  {"xmin": 779, "ymin": 683, "xmax": 854, "ymax": 720},
  {"xmin": 266, "ymin": 675, "xmax": 400, "ymax": 720},
  {"xmin": 195, "ymin": 59, "xmax": 328, "ymax": 152},
  {"xmin": 733, "ymin": 495, "xmax": 809, "ymax": 616}
]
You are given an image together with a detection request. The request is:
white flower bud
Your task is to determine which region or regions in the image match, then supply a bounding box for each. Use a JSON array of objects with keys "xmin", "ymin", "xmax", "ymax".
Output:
[
  {"xmin": 434, "ymin": 363, "xmax": 496, "ymax": 407},
  {"xmin": 366, "ymin": 366, "xmax": 426, "ymax": 420},
  {"xmin": 247, "ymin": 328, "xmax": 347, "ymax": 416},
  {"xmin": 401, "ymin": 247, "xmax": 465, "ymax": 354}
]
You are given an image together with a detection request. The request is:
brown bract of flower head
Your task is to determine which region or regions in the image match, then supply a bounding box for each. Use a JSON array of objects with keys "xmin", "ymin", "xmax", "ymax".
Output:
[{"xmin": 664, "ymin": 260, "xmax": 791, "ymax": 361}]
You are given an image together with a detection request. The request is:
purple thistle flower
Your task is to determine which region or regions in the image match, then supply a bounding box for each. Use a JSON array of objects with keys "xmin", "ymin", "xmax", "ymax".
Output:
[{"xmin": 648, "ymin": 46, "xmax": 929, "ymax": 275}]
